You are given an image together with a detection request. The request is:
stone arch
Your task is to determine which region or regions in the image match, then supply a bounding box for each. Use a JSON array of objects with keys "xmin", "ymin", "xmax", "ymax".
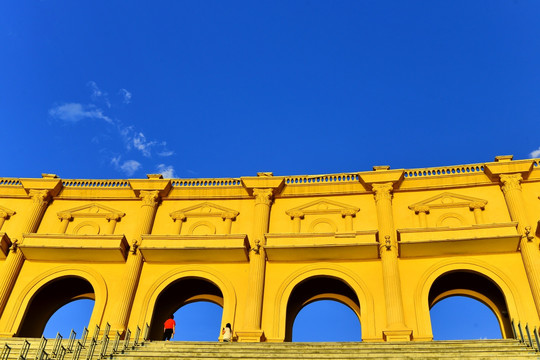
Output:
[
  {"xmin": 436, "ymin": 213, "xmax": 467, "ymax": 228},
  {"xmin": 73, "ymin": 221, "xmax": 100, "ymax": 235},
  {"xmin": 308, "ymin": 218, "xmax": 337, "ymax": 233},
  {"xmin": 188, "ymin": 221, "xmax": 216, "ymax": 235},
  {"xmin": 414, "ymin": 259, "xmax": 523, "ymax": 340},
  {"xmin": 138, "ymin": 266, "xmax": 236, "ymax": 340},
  {"xmin": 7, "ymin": 266, "xmax": 107, "ymax": 337},
  {"xmin": 272, "ymin": 264, "xmax": 375, "ymax": 342}
]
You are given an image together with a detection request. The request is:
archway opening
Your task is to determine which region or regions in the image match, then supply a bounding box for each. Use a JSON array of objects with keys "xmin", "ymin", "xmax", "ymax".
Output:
[
  {"xmin": 18, "ymin": 276, "xmax": 95, "ymax": 338},
  {"xmin": 149, "ymin": 277, "xmax": 224, "ymax": 341},
  {"xmin": 173, "ymin": 301, "xmax": 223, "ymax": 341},
  {"xmin": 286, "ymin": 276, "xmax": 361, "ymax": 342},
  {"xmin": 428, "ymin": 271, "xmax": 510, "ymax": 339},
  {"xmin": 431, "ymin": 296, "xmax": 502, "ymax": 340},
  {"xmin": 292, "ymin": 299, "xmax": 361, "ymax": 342},
  {"xmin": 43, "ymin": 299, "xmax": 95, "ymax": 338}
]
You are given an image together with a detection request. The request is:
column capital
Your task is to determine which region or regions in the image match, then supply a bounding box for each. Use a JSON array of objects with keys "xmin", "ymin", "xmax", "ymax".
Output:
[
  {"xmin": 372, "ymin": 182, "xmax": 394, "ymax": 203},
  {"xmin": 139, "ymin": 190, "xmax": 160, "ymax": 207},
  {"xmin": 341, "ymin": 209, "xmax": 357, "ymax": 217},
  {"xmin": 28, "ymin": 189, "xmax": 53, "ymax": 205},
  {"xmin": 253, "ymin": 188, "xmax": 274, "ymax": 206},
  {"xmin": 286, "ymin": 210, "xmax": 304, "ymax": 219},
  {"xmin": 105, "ymin": 213, "xmax": 123, "ymax": 221},
  {"xmin": 413, "ymin": 205, "xmax": 430, "ymax": 214},
  {"xmin": 221, "ymin": 212, "xmax": 238, "ymax": 220},
  {"xmin": 469, "ymin": 201, "xmax": 487, "ymax": 211},
  {"xmin": 57, "ymin": 213, "xmax": 73, "ymax": 221},
  {"xmin": 500, "ymin": 173, "xmax": 523, "ymax": 194},
  {"xmin": 170, "ymin": 212, "xmax": 187, "ymax": 221}
]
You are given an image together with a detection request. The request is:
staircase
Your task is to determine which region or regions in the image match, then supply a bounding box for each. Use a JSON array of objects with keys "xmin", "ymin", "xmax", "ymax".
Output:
[
  {"xmin": 113, "ymin": 339, "xmax": 539, "ymax": 360},
  {"xmin": 0, "ymin": 338, "xmax": 538, "ymax": 360}
]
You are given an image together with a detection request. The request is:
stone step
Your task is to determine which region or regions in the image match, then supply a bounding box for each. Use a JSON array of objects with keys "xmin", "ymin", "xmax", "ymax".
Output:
[
  {"xmin": 111, "ymin": 340, "xmax": 539, "ymax": 360},
  {"xmin": 0, "ymin": 338, "xmax": 538, "ymax": 360}
]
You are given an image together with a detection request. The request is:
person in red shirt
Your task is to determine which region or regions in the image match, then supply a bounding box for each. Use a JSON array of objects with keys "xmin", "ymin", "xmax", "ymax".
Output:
[{"xmin": 163, "ymin": 315, "xmax": 176, "ymax": 341}]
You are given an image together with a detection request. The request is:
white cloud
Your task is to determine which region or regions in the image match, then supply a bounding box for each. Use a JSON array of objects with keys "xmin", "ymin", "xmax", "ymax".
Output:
[
  {"xmin": 88, "ymin": 81, "xmax": 111, "ymax": 108},
  {"xmin": 530, "ymin": 148, "xmax": 540, "ymax": 158},
  {"xmin": 133, "ymin": 132, "xmax": 157, "ymax": 157},
  {"xmin": 158, "ymin": 150, "xmax": 174, "ymax": 157},
  {"xmin": 120, "ymin": 88, "xmax": 132, "ymax": 104},
  {"xmin": 111, "ymin": 156, "xmax": 141, "ymax": 176},
  {"xmin": 156, "ymin": 164, "xmax": 177, "ymax": 178},
  {"xmin": 49, "ymin": 103, "xmax": 113, "ymax": 124}
]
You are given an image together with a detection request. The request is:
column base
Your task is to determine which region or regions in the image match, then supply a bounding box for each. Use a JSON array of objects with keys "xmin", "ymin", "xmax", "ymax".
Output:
[
  {"xmin": 0, "ymin": 332, "xmax": 14, "ymax": 337},
  {"xmin": 235, "ymin": 330, "xmax": 265, "ymax": 342},
  {"xmin": 383, "ymin": 329, "xmax": 412, "ymax": 342}
]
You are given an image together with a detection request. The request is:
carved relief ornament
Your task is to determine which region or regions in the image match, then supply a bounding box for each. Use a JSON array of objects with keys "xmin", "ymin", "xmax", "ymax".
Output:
[
  {"xmin": 253, "ymin": 188, "xmax": 274, "ymax": 206},
  {"xmin": 140, "ymin": 190, "xmax": 160, "ymax": 207},
  {"xmin": 372, "ymin": 182, "xmax": 394, "ymax": 203},
  {"xmin": 500, "ymin": 173, "xmax": 523, "ymax": 194},
  {"xmin": 29, "ymin": 189, "xmax": 51, "ymax": 206}
]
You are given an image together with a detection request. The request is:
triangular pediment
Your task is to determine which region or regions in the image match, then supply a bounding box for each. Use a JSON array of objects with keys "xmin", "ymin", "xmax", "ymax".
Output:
[
  {"xmin": 408, "ymin": 192, "xmax": 487, "ymax": 210},
  {"xmin": 170, "ymin": 202, "xmax": 239, "ymax": 218},
  {"xmin": 286, "ymin": 199, "xmax": 359, "ymax": 216},
  {"xmin": 0, "ymin": 205, "xmax": 15, "ymax": 217},
  {"xmin": 58, "ymin": 203, "xmax": 125, "ymax": 218}
]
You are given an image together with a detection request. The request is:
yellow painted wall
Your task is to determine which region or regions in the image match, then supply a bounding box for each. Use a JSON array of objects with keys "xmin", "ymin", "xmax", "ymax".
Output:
[{"xmin": 0, "ymin": 157, "xmax": 538, "ymax": 342}]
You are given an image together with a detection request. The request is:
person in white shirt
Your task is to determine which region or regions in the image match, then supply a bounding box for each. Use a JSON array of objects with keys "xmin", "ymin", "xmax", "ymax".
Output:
[{"xmin": 221, "ymin": 323, "xmax": 232, "ymax": 342}]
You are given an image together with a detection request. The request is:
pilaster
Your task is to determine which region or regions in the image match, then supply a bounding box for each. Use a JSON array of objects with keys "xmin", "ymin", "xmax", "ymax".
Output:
[
  {"xmin": 111, "ymin": 176, "xmax": 171, "ymax": 334},
  {"xmin": 359, "ymin": 167, "xmax": 412, "ymax": 341},
  {"xmin": 484, "ymin": 157, "xmax": 540, "ymax": 317},
  {"xmin": 237, "ymin": 174, "xmax": 284, "ymax": 342},
  {"xmin": 0, "ymin": 176, "xmax": 62, "ymax": 319}
]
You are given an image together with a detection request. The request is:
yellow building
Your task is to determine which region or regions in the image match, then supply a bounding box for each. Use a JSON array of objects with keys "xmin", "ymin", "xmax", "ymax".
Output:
[{"xmin": 0, "ymin": 155, "xmax": 539, "ymax": 343}]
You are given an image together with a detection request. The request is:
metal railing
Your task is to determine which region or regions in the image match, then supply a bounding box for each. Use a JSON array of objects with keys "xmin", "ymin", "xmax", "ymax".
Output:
[
  {"xmin": 512, "ymin": 319, "xmax": 540, "ymax": 352},
  {"xmin": 1, "ymin": 344, "xmax": 10, "ymax": 360},
  {"xmin": 52, "ymin": 333, "xmax": 63, "ymax": 358},
  {"xmin": 18, "ymin": 340, "xmax": 30, "ymax": 360},
  {"xmin": 66, "ymin": 330, "xmax": 76, "ymax": 353},
  {"xmin": 35, "ymin": 336, "xmax": 48, "ymax": 360},
  {"xmin": 4, "ymin": 323, "xmax": 151, "ymax": 360}
]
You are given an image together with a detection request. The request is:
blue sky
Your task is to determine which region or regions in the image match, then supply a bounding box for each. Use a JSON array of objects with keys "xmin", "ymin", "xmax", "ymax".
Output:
[{"xmin": 2, "ymin": 1, "xmax": 538, "ymax": 341}]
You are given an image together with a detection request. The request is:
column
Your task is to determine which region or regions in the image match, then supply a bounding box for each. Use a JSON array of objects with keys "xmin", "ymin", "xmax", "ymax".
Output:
[
  {"xmin": 171, "ymin": 213, "xmax": 186, "ymax": 235},
  {"xmin": 110, "ymin": 190, "xmax": 160, "ymax": 334},
  {"xmin": 290, "ymin": 211, "xmax": 303, "ymax": 233},
  {"xmin": 413, "ymin": 206, "xmax": 430, "ymax": 228},
  {"xmin": 221, "ymin": 212, "xmax": 237, "ymax": 234},
  {"xmin": 0, "ymin": 189, "xmax": 52, "ymax": 318},
  {"xmin": 57, "ymin": 213, "xmax": 72, "ymax": 234},
  {"xmin": 236, "ymin": 188, "xmax": 273, "ymax": 342},
  {"xmin": 499, "ymin": 174, "xmax": 540, "ymax": 316},
  {"xmin": 104, "ymin": 214, "xmax": 120, "ymax": 235},
  {"xmin": 372, "ymin": 183, "xmax": 412, "ymax": 341},
  {"xmin": 0, "ymin": 209, "xmax": 14, "ymax": 231},
  {"xmin": 341, "ymin": 209, "xmax": 356, "ymax": 231},
  {"xmin": 468, "ymin": 201, "xmax": 486, "ymax": 225}
]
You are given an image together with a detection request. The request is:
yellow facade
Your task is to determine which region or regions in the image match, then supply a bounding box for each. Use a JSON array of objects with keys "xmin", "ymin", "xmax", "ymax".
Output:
[{"xmin": 0, "ymin": 156, "xmax": 539, "ymax": 342}]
